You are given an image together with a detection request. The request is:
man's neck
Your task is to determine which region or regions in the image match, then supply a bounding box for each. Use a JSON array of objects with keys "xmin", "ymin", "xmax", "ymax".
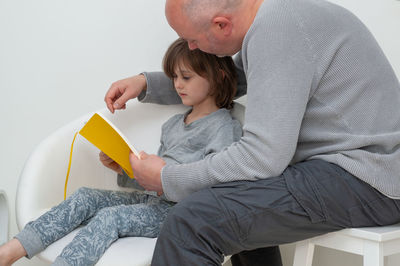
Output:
[{"xmin": 233, "ymin": 0, "xmax": 264, "ymax": 44}]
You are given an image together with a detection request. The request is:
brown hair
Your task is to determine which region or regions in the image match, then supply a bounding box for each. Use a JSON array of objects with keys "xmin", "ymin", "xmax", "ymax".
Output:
[{"xmin": 163, "ymin": 38, "xmax": 237, "ymax": 109}]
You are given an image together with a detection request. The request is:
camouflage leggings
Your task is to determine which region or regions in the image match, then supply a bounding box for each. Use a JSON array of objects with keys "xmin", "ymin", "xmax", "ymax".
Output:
[{"xmin": 16, "ymin": 187, "xmax": 174, "ymax": 266}]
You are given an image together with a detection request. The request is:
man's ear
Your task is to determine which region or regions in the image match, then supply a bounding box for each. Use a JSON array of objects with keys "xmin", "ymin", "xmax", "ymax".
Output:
[{"xmin": 212, "ymin": 16, "xmax": 233, "ymax": 37}]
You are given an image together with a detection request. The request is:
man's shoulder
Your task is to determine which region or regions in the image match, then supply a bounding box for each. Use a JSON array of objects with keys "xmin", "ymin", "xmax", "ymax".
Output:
[{"xmin": 253, "ymin": 0, "xmax": 362, "ymax": 34}]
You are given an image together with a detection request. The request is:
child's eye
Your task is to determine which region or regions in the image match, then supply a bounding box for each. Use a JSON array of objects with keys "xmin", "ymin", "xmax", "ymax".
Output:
[{"xmin": 183, "ymin": 76, "xmax": 191, "ymax": 80}]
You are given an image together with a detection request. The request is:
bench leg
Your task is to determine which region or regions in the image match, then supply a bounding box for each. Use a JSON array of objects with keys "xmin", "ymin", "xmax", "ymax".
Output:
[
  {"xmin": 363, "ymin": 240, "xmax": 384, "ymax": 266},
  {"xmin": 293, "ymin": 240, "xmax": 315, "ymax": 266}
]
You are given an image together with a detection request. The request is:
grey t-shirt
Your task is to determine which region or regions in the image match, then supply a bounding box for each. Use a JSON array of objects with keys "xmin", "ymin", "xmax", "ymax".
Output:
[
  {"xmin": 140, "ymin": 0, "xmax": 400, "ymax": 202},
  {"xmin": 117, "ymin": 108, "xmax": 242, "ymax": 201}
]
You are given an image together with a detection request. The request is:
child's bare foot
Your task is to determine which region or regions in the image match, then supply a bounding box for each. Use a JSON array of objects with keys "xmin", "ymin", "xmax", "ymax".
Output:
[{"xmin": 0, "ymin": 238, "xmax": 27, "ymax": 266}]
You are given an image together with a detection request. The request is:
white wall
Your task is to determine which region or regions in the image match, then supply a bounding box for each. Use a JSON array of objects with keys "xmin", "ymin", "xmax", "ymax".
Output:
[
  {"xmin": 329, "ymin": 0, "xmax": 400, "ymax": 75},
  {"xmin": 0, "ymin": 0, "xmax": 399, "ymax": 266}
]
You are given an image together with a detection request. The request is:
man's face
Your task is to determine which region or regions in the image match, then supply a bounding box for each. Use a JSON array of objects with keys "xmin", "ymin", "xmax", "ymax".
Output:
[{"xmin": 182, "ymin": 27, "xmax": 230, "ymax": 56}]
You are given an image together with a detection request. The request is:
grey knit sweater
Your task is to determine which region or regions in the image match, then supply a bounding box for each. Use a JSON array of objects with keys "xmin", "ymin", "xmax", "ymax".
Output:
[{"xmin": 141, "ymin": 0, "xmax": 400, "ymax": 202}]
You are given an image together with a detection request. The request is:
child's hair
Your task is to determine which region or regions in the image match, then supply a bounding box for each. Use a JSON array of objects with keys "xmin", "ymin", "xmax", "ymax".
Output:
[{"xmin": 163, "ymin": 38, "xmax": 237, "ymax": 109}]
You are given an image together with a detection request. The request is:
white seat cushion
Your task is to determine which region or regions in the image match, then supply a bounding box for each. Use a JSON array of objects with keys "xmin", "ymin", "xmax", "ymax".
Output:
[{"xmin": 38, "ymin": 228, "xmax": 157, "ymax": 266}]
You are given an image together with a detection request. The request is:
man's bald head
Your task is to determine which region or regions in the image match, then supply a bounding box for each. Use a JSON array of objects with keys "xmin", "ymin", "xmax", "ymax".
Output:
[
  {"xmin": 166, "ymin": 0, "xmax": 242, "ymax": 29},
  {"xmin": 165, "ymin": 0, "xmax": 262, "ymax": 56},
  {"xmin": 183, "ymin": 0, "xmax": 242, "ymax": 27}
]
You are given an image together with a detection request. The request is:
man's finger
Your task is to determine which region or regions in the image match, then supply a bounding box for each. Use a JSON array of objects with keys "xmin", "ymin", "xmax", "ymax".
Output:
[
  {"xmin": 105, "ymin": 90, "xmax": 118, "ymax": 113},
  {"xmin": 105, "ymin": 84, "xmax": 125, "ymax": 113},
  {"xmin": 129, "ymin": 151, "xmax": 140, "ymax": 162},
  {"xmin": 139, "ymin": 151, "xmax": 148, "ymax": 160},
  {"xmin": 113, "ymin": 92, "xmax": 132, "ymax": 111}
]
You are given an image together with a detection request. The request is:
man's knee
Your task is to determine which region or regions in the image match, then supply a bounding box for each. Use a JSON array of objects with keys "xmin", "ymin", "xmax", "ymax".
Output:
[
  {"xmin": 158, "ymin": 188, "xmax": 242, "ymax": 261},
  {"xmin": 168, "ymin": 189, "xmax": 221, "ymax": 223},
  {"xmin": 161, "ymin": 188, "xmax": 233, "ymax": 247}
]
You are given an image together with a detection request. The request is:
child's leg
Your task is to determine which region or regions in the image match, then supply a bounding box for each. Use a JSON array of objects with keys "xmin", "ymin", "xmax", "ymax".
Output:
[
  {"xmin": 0, "ymin": 238, "xmax": 27, "ymax": 266},
  {"xmin": 53, "ymin": 197, "xmax": 174, "ymax": 266},
  {"xmin": 14, "ymin": 187, "xmax": 146, "ymax": 259}
]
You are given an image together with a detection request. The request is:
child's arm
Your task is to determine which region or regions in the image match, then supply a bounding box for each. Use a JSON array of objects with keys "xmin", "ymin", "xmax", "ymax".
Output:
[{"xmin": 116, "ymin": 171, "xmax": 146, "ymax": 191}]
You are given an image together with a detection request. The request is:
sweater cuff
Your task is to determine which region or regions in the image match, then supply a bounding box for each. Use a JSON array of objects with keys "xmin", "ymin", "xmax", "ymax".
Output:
[
  {"xmin": 137, "ymin": 72, "xmax": 150, "ymax": 102},
  {"xmin": 140, "ymin": 72, "xmax": 181, "ymax": 105},
  {"xmin": 161, "ymin": 165, "xmax": 177, "ymax": 202},
  {"xmin": 14, "ymin": 224, "xmax": 45, "ymax": 259},
  {"xmin": 117, "ymin": 172, "xmax": 129, "ymax": 187},
  {"xmin": 161, "ymin": 164, "xmax": 195, "ymax": 203}
]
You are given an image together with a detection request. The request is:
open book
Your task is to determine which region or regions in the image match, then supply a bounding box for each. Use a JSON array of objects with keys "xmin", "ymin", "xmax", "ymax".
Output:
[{"xmin": 79, "ymin": 112, "xmax": 139, "ymax": 178}]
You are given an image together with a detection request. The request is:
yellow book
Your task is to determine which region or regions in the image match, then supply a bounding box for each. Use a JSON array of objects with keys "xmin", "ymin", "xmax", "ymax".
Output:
[
  {"xmin": 64, "ymin": 112, "xmax": 139, "ymax": 200},
  {"xmin": 79, "ymin": 112, "xmax": 139, "ymax": 178}
]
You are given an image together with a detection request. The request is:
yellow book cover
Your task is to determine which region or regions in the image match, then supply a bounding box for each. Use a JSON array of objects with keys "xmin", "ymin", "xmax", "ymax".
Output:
[{"xmin": 79, "ymin": 112, "xmax": 139, "ymax": 178}]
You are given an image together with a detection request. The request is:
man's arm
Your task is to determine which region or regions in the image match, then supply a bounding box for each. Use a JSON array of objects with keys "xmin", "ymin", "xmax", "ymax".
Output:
[
  {"xmin": 139, "ymin": 72, "xmax": 182, "ymax": 104},
  {"xmin": 141, "ymin": 60, "xmax": 247, "ymax": 104},
  {"xmin": 105, "ymin": 51, "xmax": 247, "ymax": 111}
]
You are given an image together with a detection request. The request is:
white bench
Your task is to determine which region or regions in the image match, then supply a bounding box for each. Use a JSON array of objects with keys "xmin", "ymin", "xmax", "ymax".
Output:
[{"xmin": 293, "ymin": 224, "xmax": 400, "ymax": 266}]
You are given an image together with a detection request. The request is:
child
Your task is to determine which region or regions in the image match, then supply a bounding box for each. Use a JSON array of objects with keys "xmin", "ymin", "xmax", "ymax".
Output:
[{"xmin": 0, "ymin": 38, "xmax": 242, "ymax": 266}]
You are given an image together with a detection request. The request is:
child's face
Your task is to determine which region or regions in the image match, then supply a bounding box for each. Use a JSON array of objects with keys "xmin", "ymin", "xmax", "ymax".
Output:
[{"xmin": 173, "ymin": 63, "xmax": 214, "ymax": 108}]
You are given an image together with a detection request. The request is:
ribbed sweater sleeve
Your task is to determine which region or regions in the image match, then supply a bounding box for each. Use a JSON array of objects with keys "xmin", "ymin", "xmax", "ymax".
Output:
[{"xmin": 140, "ymin": 72, "xmax": 182, "ymax": 104}]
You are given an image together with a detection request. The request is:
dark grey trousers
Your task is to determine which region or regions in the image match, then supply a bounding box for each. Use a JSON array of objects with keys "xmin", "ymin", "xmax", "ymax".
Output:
[{"xmin": 151, "ymin": 160, "xmax": 400, "ymax": 266}]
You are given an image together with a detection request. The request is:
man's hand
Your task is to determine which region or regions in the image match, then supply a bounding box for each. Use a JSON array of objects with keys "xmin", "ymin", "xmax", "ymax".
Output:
[
  {"xmin": 99, "ymin": 151, "xmax": 122, "ymax": 175},
  {"xmin": 130, "ymin": 151, "xmax": 166, "ymax": 196},
  {"xmin": 105, "ymin": 74, "xmax": 147, "ymax": 113}
]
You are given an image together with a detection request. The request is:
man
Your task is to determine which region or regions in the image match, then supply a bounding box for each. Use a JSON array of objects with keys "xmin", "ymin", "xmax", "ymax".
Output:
[{"xmin": 105, "ymin": 0, "xmax": 400, "ymax": 265}]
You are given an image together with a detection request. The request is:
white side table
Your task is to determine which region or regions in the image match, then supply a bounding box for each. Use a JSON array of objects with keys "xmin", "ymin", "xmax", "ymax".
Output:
[{"xmin": 0, "ymin": 190, "xmax": 9, "ymax": 245}]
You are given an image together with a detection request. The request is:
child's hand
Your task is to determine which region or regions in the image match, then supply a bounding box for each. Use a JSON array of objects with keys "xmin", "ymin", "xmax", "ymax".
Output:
[
  {"xmin": 104, "ymin": 74, "xmax": 147, "ymax": 113},
  {"xmin": 99, "ymin": 152, "xmax": 123, "ymax": 175}
]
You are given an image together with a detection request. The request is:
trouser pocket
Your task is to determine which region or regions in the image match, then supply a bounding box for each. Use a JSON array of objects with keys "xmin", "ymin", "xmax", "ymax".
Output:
[{"xmin": 283, "ymin": 162, "xmax": 328, "ymax": 223}]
